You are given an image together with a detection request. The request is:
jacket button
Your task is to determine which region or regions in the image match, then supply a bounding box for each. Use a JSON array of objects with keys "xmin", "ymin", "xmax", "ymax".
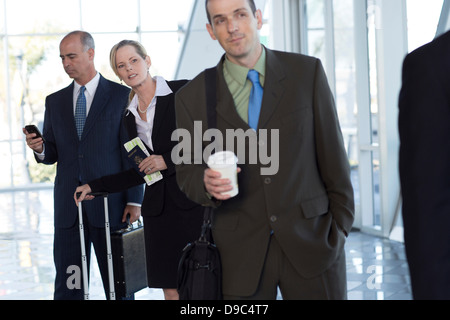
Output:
[
  {"xmin": 270, "ymin": 215, "xmax": 277, "ymax": 222},
  {"xmin": 264, "ymin": 177, "xmax": 271, "ymax": 184}
]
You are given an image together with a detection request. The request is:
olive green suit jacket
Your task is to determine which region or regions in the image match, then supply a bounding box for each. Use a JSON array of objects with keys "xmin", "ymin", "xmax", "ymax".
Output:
[{"xmin": 175, "ymin": 48, "xmax": 354, "ymax": 297}]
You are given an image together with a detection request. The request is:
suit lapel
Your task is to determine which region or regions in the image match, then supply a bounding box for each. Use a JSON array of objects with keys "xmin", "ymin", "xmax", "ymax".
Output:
[
  {"xmin": 81, "ymin": 75, "xmax": 109, "ymax": 140},
  {"xmin": 123, "ymin": 110, "xmax": 153, "ymax": 153},
  {"xmin": 122, "ymin": 83, "xmax": 172, "ymax": 154},
  {"xmin": 214, "ymin": 50, "xmax": 286, "ymax": 131},
  {"xmin": 152, "ymin": 93, "xmax": 170, "ymax": 142},
  {"xmin": 124, "ymin": 110, "xmax": 138, "ymax": 140},
  {"xmin": 258, "ymin": 48, "xmax": 286, "ymax": 129},
  {"xmin": 215, "ymin": 57, "xmax": 250, "ymax": 130}
]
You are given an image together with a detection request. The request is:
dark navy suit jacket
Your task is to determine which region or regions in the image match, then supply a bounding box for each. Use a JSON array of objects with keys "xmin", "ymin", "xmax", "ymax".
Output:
[
  {"xmin": 37, "ymin": 75, "xmax": 144, "ymax": 229},
  {"xmin": 399, "ymin": 30, "xmax": 450, "ymax": 299}
]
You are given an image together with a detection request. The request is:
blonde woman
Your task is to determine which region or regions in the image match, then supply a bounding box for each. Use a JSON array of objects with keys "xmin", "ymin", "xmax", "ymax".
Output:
[{"xmin": 75, "ymin": 40, "xmax": 204, "ymax": 300}]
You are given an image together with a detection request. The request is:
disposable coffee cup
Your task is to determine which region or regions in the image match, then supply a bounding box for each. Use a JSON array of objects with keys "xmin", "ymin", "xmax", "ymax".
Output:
[{"xmin": 207, "ymin": 151, "xmax": 239, "ymax": 197}]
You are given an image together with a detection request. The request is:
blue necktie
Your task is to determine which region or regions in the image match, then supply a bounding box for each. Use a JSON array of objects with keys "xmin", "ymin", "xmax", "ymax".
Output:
[
  {"xmin": 75, "ymin": 86, "xmax": 86, "ymax": 139},
  {"xmin": 247, "ymin": 70, "xmax": 263, "ymax": 130}
]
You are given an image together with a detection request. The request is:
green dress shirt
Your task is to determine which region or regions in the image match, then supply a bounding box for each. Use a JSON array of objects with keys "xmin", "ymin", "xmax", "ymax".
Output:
[{"xmin": 223, "ymin": 48, "xmax": 266, "ymax": 124}]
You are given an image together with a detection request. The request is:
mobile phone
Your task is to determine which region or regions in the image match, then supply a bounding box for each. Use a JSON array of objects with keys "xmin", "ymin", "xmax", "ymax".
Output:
[{"xmin": 25, "ymin": 125, "xmax": 45, "ymax": 142}]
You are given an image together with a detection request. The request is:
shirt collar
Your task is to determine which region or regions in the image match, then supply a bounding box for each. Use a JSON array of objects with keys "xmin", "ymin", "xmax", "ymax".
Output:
[
  {"xmin": 127, "ymin": 76, "xmax": 172, "ymax": 112},
  {"xmin": 154, "ymin": 76, "xmax": 172, "ymax": 97},
  {"xmin": 74, "ymin": 72, "xmax": 100, "ymax": 96},
  {"xmin": 224, "ymin": 46, "xmax": 266, "ymax": 86}
]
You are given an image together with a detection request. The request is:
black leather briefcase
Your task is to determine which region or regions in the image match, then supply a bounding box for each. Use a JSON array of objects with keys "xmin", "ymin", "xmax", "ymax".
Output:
[
  {"xmin": 111, "ymin": 218, "xmax": 148, "ymax": 297},
  {"xmin": 177, "ymin": 206, "xmax": 223, "ymax": 300}
]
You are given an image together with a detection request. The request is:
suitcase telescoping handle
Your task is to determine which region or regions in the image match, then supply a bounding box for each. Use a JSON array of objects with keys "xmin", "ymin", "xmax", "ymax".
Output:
[
  {"xmin": 76, "ymin": 192, "xmax": 116, "ymax": 300},
  {"xmin": 77, "ymin": 200, "xmax": 90, "ymax": 300}
]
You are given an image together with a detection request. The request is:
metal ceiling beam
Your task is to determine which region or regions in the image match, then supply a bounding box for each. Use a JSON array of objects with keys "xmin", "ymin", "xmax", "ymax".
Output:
[{"xmin": 436, "ymin": 0, "xmax": 450, "ymax": 37}]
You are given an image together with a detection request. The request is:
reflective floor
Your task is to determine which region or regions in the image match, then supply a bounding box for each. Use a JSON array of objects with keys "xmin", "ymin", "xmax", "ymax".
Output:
[{"xmin": 0, "ymin": 189, "xmax": 412, "ymax": 300}]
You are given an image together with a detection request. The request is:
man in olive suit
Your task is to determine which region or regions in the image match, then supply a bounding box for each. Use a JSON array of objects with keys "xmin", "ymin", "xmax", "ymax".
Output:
[{"xmin": 175, "ymin": 0, "xmax": 354, "ymax": 299}]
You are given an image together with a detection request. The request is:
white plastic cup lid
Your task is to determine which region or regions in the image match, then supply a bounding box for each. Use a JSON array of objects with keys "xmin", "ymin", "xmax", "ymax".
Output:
[{"xmin": 207, "ymin": 151, "xmax": 238, "ymax": 168}]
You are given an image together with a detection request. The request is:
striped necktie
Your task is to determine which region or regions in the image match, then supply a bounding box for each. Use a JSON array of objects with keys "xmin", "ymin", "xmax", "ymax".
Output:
[{"xmin": 75, "ymin": 86, "xmax": 86, "ymax": 139}]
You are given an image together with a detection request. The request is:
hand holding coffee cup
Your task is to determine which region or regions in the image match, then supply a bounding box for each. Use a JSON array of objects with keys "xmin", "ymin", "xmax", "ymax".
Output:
[{"xmin": 205, "ymin": 151, "xmax": 239, "ymax": 199}]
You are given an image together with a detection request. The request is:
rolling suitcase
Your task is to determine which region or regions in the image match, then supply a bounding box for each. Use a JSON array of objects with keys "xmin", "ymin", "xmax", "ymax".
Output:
[
  {"xmin": 77, "ymin": 192, "xmax": 116, "ymax": 300},
  {"xmin": 77, "ymin": 192, "xmax": 147, "ymax": 300}
]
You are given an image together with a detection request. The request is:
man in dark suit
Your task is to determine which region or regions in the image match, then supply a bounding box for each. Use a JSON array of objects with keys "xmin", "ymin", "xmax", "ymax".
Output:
[
  {"xmin": 174, "ymin": 0, "xmax": 354, "ymax": 299},
  {"xmin": 399, "ymin": 30, "xmax": 450, "ymax": 300},
  {"xmin": 23, "ymin": 31, "xmax": 143, "ymax": 300}
]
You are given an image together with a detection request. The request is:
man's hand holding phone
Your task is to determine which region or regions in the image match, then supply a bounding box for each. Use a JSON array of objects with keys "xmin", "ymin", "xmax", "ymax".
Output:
[{"xmin": 23, "ymin": 125, "xmax": 44, "ymax": 153}]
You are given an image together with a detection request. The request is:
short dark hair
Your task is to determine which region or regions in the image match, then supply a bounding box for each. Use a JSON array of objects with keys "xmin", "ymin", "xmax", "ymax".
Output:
[{"xmin": 205, "ymin": 0, "xmax": 257, "ymax": 24}]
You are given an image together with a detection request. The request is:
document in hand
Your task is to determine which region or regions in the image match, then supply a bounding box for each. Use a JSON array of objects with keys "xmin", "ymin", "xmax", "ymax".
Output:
[{"xmin": 124, "ymin": 137, "xmax": 163, "ymax": 186}]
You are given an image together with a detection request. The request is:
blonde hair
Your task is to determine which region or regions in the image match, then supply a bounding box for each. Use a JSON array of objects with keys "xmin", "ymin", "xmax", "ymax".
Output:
[{"xmin": 110, "ymin": 40, "xmax": 149, "ymax": 102}]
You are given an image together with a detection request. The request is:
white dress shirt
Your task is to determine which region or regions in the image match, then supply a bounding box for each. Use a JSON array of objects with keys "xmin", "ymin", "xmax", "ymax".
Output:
[
  {"xmin": 127, "ymin": 76, "xmax": 172, "ymax": 151},
  {"xmin": 73, "ymin": 72, "xmax": 100, "ymax": 116}
]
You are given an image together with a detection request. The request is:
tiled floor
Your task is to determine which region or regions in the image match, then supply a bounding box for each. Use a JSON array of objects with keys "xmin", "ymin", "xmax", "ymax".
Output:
[
  {"xmin": 0, "ymin": 189, "xmax": 412, "ymax": 300},
  {"xmin": 345, "ymin": 232, "xmax": 411, "ymax": 300}
]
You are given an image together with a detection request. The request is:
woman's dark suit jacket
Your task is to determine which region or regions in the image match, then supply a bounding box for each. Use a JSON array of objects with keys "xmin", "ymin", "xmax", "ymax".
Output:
[{"xmin": 88, "ymin": 79, "xmax": 198, "ymax": 216}]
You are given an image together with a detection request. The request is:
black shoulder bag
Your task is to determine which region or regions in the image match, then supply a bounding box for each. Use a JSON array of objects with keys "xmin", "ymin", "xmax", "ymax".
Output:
[{"xmin": 177, "ymin": 67, "xmax": 223, "ymax": 300}]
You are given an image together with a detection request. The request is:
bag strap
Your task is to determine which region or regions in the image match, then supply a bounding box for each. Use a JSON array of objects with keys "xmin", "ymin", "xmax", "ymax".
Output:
[
  {"xmin": 200, "ymin": 206, "xmax": 214, "ymax": 242},
  {"xmin": 201, "ymin": 67, "xmax": 218, "ymax": 243},
  {"xmin": 204, "ymin": 67, "xmax": 217, "ymax": 131}
]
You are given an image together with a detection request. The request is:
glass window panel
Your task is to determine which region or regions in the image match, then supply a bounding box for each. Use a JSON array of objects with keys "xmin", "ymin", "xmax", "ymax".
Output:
[
  {"xmin": 8, "ymin": 35, "xmax": 63, "ymax": 186},
  {"xmin": 407, "ymin": 0, "xmax": 443, "ymax": 52},
  {"xmin": 140, "ymin": 32, "xmax": 184, "ymax": 79},
  {"xmin": 12, "ymin": 140, "xmax": 28, "ymax": 186},
  {"xmin": 81, "ymin": 0, "xmax": 138, "ymax": 33},
  {"xmin": 0, "ymin": 0, "xmax": 4, "ymax": 34},
  {"xmin": 332, "ymin": 0, "xmax": 359, "ymax": 210},
  {"xmin": 5, "ymin": 0, "xmax": 80, "ymax": 35},
  {"xmin": 0, "ymin": 39, "xmax": 7, "ymax": 140},
  {"xmin": 367, "ymin": 0, "xmax": 378, "ymax": 145},
  {"xmin": 260, "ymin": 0, "xmax": 271, "ymax": 47},
  {"xmin": 8, "ymin": 36, "xmax": 65, "ymax": 137},
  {"xmin": 27, "ymin": 151, "xmax": 56, "ymax": 184},
  {"xmin": 372, "ymin": 150, "xmax": 381, "ymax": 227},
  {"xmin": 305, "ymin": 0, "xmax": 327, "ymax": 70},
  {"xmin": 306, "ymin": 0, "xmax": 325, "ymax": 29},
  {"xmin": 307, "ymin": 30, "xmax": 326, "ymax": 63},
  {"xmin": 140, "ymin": 0, "xmax": 194, "ymax": 32},
  {"xmin": 0, "ymin": 142, "xmax": 12, "ymax": 188},
  {"xmin": 333, "ymin": 0, "xmax": 356, "ymax": 129},
  {"xmin": 366, "ymin": 0, "xmax": 381, "ymax": 229}
]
